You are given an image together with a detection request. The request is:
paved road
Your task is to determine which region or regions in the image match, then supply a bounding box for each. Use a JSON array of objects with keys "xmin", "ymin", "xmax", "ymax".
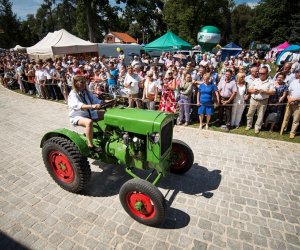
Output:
[{"xmin": 0, "ymin": 86, "xmax": 299, "ymax": 250}]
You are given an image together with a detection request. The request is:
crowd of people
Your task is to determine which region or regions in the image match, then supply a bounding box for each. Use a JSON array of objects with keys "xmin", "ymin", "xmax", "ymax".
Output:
[{"xmin": 0, "ymin": 49, "xmax": 299, "ymax": 139}]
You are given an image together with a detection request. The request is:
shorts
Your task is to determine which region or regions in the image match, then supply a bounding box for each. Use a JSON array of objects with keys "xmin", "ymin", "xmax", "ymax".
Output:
[{"xmin": 198, "ymin": 105, "xmax": 214, "ymax": 116}]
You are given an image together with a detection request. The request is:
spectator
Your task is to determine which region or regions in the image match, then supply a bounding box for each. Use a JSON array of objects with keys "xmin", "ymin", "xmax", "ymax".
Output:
[
  {"xmin": 218, "ymin": 69, "xmax": 237, "ymax": 131},
  {"xmin": 25, "ymin": 64, "xmax": 36, "ymax": 95},
  {"xmin": 102, "ymin": 60, "xmax": 119, "ymax": 94},
  {"xmin": 291, "ymin": 58, "xmax": 300, "ymax": 73},
  {"xmin": 159, "ymin": 69, "xmax": 176, "ymax": 113},
  {"xmin": 265, "ymin": 72, "xmax": 288, "ymax": 132},
  {"xmin": 274, "ymin": 62, "xmax": 294, "ymax": 86},
  {"xmin": 142, "ymin": 71, "xmax": 158, "ymax": 110},
  {"xmin": 246, "ymin": 66, "xmax": 275, "ymax": 134},
  {"xmin": 231, "ymin": 72, "xmax": 248, "ymax": 128},
  {"xmin": 178, "ymin": 73, "xmax": 193, "ymax": 126},
  {"xmin": 281, "ymin": 69, "xmax": 300, "ymax": 139},
  {"xmin": 245, "ymin": 66, "xmax": 259, "ymax": 86},
  {"xmin": 197, "ymin": 73, "xmax": 220, "ymax": 129},
  {"xmin": 35, "ymin": 62, "xmax": 47, "ymax": 99},
  {"xmin": 124, "ymin": 65, "xmax": 143, "ymax": 109},
  {"xmin": 260, "ymin": 59, "xmax": 271, "ymax": 73},
  {"xmin": 45, "ymin": 59, "xmax": 59, "ymax": 100}
]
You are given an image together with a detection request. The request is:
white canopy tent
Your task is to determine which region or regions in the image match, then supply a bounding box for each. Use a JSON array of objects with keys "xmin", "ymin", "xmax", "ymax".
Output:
[
  {"xmin": 11, "ymin": 45, "xmax": 27, "ymax": 51},
  {"xmin": 26, "ymin": 29, "xmax": 98, "ymax": 59}
]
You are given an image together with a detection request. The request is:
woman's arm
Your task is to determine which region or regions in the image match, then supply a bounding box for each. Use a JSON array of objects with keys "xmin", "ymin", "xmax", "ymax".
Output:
[
  {"xmin": 168, "ymin": 79, "xmax": 176, "ymax": 90},
  {"xmin": 197, "ymin": 91, "xmax": 200, "ymax": 105}
]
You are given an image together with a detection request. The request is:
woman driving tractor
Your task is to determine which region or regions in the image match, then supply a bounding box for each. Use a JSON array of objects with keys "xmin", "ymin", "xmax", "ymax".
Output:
[{"xmin": 68, "ymin": 75, "xmax": 104, "ymax": 152}]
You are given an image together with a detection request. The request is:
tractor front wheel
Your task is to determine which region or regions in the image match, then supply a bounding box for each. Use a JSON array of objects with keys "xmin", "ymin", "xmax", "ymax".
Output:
[
  {"xmin": 42, "ymin": 136, "xmax": 91, "ymax": 193},
  {"xmin": 119, "ymin": 179, "xmax": 165, "ymax": 227},
  {"xmin": 170, "ymin": 139, "xmax": 194, "ymax": 174}
]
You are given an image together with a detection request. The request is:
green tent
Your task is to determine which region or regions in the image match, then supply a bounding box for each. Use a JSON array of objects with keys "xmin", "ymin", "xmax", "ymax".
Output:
[{"xmin": 144, "ymin": 31, "xmax": 192, "ymax": 51}]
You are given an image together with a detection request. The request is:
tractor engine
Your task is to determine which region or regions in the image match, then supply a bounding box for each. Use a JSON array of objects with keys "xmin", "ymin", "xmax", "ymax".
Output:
[{"xmin": 102, "ymin": 107, "xmax": 174, "ymax": 175}]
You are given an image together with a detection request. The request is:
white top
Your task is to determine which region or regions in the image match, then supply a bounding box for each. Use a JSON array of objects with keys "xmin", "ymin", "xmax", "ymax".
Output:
[
  {"xmin": 44, "ymin": 67, "xmax": 55, "ymax": 80},
  {"xmin": 245, "ymin": 75, "xmax": 257, "ymax": 86},
  {"xmin": 124, "ymin": 73, "xmax": 143, "ymax": 95},
  {"xmin": 249, "ymin": 78, "xmax": 275, "ymax": 100},
  {"xmin": 234, "ymin": 84, "xmax": 247, "ymax": 104},
  {"xmin": 144, "ymin": 79, "xmax": 157, "ymax": 96},
  {"xmin": 68, "ymin": 89, "xmax": 102, "ymax": 125},
  {"xmin": 288, "ymin": 79, "xmax": 300, "ymax": 99},
  {"xmin": 35, "ymin": 69, "xmax": 46, "ymax": 82}
]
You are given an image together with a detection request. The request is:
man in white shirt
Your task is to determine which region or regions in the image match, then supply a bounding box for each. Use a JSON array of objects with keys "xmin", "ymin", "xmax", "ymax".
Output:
[
  {"xmin": 124, "ymin": 65, "xmax": 144, "ymax": 108},
  {"xmin": 245, "ymin": 66, "xmax": 259, "ymax": 87},
  {"xmin": 260, "ymin": 59, "xmax": 271, "ymax": 73},
  {"xmin": 35, "ymin": 63, "xmax": 48, "ymax": 99},
  {"xmin": 246, "ymin": 66, "xmax": 275, "ymax": 134},
  {"xmin": 291, "ymin": 58, "xmax": 300, "ymax": 73},
  {"xmin": 280, "ymin": 70, "xmax": 300, "ymax": 139}
]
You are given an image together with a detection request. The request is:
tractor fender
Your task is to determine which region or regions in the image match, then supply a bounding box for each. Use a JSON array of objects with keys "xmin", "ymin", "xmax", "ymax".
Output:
[{"xmin": 40, "ymin": 128, "xmax": 90, "ymax": 156}]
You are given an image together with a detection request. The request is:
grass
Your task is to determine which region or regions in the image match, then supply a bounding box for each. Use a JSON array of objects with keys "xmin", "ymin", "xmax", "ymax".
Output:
[{"xmin": 187, "ymin": 122, "xmax": 300, "ymax": 144}]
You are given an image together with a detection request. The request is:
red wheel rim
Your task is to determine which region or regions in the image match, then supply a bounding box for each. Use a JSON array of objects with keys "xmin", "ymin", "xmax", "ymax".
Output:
[
  {"xmin": 48, "ymin": 151, "xmax": 74, "ymax": 183},
  {"xmin": 126, "ymin": 192, "xmax": 156, "ymax": 220},
  {"xmin": 171, "ymin": 144, "xmax": 188, "ymax": 170}
]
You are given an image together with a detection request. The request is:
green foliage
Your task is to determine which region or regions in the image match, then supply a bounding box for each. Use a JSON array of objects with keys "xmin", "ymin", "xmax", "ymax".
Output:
[
  {"xmin": 116, "ymin": 0, "xmax": 166, "ymax": 43},
  {"xmin": 0, "ymin": 0, "xmax": 299, "ymax": 49},
  {"xmin": 230, "ymin": 4, "xmax": 253, "ymax": 48},
  {"xmin": 163, "ymin": 0, "xmax": 233, "ymax": 45},
  {"xmin": 0, "ymin": 0, "xmax": 20, "ymax": 48}
]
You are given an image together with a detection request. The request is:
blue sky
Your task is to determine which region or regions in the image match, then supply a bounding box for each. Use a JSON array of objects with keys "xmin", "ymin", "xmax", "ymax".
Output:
[{"xmin": 11, "ymin": 0, "xmax": 260, "ymax": 20}]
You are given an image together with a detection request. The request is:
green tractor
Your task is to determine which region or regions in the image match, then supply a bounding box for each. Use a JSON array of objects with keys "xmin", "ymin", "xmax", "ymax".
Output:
[{"xmin": 41, "ymin": 106, "xmax": 194, "ymax": 226}]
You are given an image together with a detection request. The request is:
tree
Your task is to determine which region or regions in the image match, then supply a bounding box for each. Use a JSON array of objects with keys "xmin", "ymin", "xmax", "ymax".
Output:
[
  {"xmin": 0, "ymin": 0, "xmax": 20, "ymax": 48},
  {"xmin": 116, "ymin": 0, "xmax": 166, "ymax": 43},
  {"xmin": 163, "ymin": 0, "xmax": 233, "ymax": 45},
  {"xmin": 248, "ymin": 0, "xmax": 291, "ymax": 45},
  {"xmin": 230, "ymin": 4, "xmax": 253, "ymax": 47}
]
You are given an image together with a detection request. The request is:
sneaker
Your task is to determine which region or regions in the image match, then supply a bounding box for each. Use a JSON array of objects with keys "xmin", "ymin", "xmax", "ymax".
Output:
[
  {"xmin": 245, "ymin": 127, "xmax": 251, "ymax": 131},
  {"xmin": 184, "ymin": 122, "xmax": 189, "ymax": 126},
  {"xmin": 289, "ymin": 133, "xmax": 295, "ymax": 139},
  {"xmin": 205, "ymin": 124, "xmax": 209, "ymax": 130},
  {"xmin": 199, "ymin": 124, "xmax": 203, "ymax": 130},
  {"xmin": 177, "ymin": 121, "xmax": 183, "ymax": 126},
  {"xmin": 255, "ymin": 129, "xmax": 260, "ymax": 134}
]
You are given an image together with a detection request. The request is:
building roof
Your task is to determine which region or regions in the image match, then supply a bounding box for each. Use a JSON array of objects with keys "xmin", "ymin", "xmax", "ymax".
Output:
[{"xmin": 110, "ymin": 32, "xmax": 137, "ymax": 43}]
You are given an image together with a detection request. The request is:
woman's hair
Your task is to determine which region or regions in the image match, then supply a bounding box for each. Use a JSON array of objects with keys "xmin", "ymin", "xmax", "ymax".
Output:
[
  {"xmin": 72, "ymin": 75, "xmax": 87, "ymax": 92},
  {"xmin": 276, "ymin": 72, "xmax": 284, "ymax": 79},
  {"xmin": 236, "ymin": 72, "xmax": 246, "ymax": 84},
  {"xmin": 203, "ymin": 73, "xmax": 211, "ymax": 80}
]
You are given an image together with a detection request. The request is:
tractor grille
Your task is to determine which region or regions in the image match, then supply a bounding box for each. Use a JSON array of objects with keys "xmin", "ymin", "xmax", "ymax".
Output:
[{"xmin": 160, "ymin": 121, "xmax": 173, "ymax": 156}]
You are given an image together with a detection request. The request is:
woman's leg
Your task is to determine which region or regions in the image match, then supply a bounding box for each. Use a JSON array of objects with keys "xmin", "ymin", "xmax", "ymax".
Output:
[
  {"xmin": 236, "ymin": 105, "xmax": 245, "ymax": 127},
  {"xmin": 78, "ymin": 118, "xmax": 94, "ymax": 147},
  {"xmin": 206, "ymin": 115, "xmax": 211, "ymax": 125},
  {"xmin": 199, "ymin": 115, "xmax": 204, "ymax": 128}
]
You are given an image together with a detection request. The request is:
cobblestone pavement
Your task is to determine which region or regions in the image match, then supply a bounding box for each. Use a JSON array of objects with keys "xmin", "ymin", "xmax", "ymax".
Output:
[{"xmin": 0, "ymin": 86, "xmax": 299, "ymax": 250}]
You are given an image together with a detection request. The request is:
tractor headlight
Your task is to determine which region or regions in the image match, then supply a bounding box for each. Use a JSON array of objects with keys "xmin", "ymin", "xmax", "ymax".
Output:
[{"xmin": 150, "ymin": 132, "xmax": 160, "ymax": 144}]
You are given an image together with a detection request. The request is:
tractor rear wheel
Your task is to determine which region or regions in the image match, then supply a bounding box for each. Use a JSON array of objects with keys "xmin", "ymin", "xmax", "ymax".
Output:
[
  {"xmin": 170, "ymin": 139, "xmax": 194, "ymax": 174},
  {"xmin": 119, "ymin": 179, "xmax": 165, "ymax": 227},
  {"xmin": 42, "ymin": 136, "xmax": 91, "ymax": 193}
]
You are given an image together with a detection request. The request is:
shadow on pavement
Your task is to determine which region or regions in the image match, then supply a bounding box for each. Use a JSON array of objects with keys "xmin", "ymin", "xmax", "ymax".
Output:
[
  {"xmin": 81, "ymin": 161, "xmax": 221, "ymax": 229},
  {"xmin": 0, "ymin": 231, "xmax": 29, "ymax": 250},
  {"xmin": 160, "ymin": 163, "xmax": 222, "ymax": 207},
  {"xmin": 82, "ymin": 162, "xmax": 222, "ymax": 200}
]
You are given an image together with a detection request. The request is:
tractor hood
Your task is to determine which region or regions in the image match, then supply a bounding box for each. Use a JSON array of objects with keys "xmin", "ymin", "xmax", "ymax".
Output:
[{"xmin": 104, "ymin": 107, "xmax": 173, "ymax": 135}]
